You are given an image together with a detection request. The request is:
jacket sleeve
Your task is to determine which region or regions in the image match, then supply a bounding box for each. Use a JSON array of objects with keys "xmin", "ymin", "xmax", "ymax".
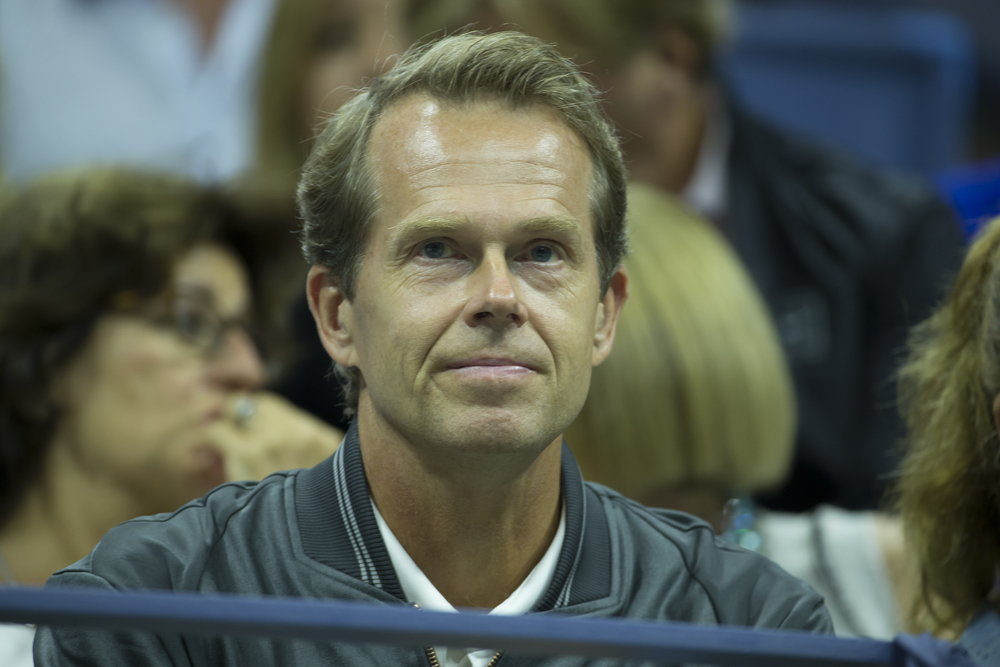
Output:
[
  {"xmin": 742, "ymin": 559, "xmax": 834, "ymax": 635},
  {"xmin": 33, "ymin": 570, "xmax": 194, "ymax": 667},
  {"xmin": 774, "ymin": 592, "xmax": 835, "ymax": 634}
]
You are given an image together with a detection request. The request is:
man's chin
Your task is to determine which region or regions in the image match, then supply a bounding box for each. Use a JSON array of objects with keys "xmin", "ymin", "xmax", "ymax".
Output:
[
  {"xmin": 430, "ymin": 404, "xmax": 564, "ymax": 453},
  {"xmin": 437, "ymin": 373, "xmax": 542, "ymax": 407}
]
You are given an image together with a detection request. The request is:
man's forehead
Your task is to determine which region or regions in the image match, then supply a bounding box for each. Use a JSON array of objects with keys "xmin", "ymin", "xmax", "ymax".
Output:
[
  {"xmin": 364, "ymin": 97, "xmax": 595, "ymax": 247},
  {"xmin": 368, "ymin": 93, "xmax": 591, "ymax": 172}
]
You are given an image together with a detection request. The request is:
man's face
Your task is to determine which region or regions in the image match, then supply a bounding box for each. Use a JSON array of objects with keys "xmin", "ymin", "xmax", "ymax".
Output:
[{"xmin": 315, "ymin": 94, "xmax": 624, "ymax": 455}]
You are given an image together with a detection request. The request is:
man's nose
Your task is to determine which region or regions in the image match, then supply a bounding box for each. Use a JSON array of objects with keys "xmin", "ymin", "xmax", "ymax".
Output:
[
  {"xmin": 463, "ymin": 252, "xmax": 528, "ymax": 329},
  {"xmin": 208, "ymin": 328, "xmax": 267, "ymax": 391}
]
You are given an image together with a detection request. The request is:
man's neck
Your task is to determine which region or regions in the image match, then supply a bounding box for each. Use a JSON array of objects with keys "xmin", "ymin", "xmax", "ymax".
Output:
[{"xmin": 357, "ymin": 404, "xmax": 564, "ymax": 609}]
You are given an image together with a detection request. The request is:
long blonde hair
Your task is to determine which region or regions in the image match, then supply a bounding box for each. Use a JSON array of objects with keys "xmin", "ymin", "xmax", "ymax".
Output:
[
  {"xmin": 565, "ymin": 184, "xmax": 795, "ymax": 499},
  {"xmin": 897, "ymin": 217, "xmax": 1000, "ymax": 634}
]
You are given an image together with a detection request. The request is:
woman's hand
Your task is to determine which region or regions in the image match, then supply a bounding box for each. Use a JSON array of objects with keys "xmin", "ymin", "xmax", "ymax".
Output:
[{"xmin": 208, "ymin": 391, "xmax": 344, "ymax": 482}]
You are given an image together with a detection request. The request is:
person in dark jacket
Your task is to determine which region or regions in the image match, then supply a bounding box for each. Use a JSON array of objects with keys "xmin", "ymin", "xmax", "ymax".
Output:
[
  {"xmin": 406, "ymin": 0, "xmax": 967, "ymax": 511},
  {"xmin": 35, "ymin": 31, "xmax": 830, "ymax": 666}
]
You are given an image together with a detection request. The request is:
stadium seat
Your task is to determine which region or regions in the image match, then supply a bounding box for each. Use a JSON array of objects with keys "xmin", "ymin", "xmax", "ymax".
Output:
[
  {"xmin": 935, "ymin": 159, "xmax": 1000, "ymax": 239},
  {"xmin": 720, "ymin": 1, "xmax": 976, "ymax": 174}
]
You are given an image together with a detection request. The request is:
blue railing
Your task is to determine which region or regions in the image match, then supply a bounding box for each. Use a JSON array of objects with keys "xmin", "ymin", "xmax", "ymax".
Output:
[{"xmin": 0, "ymin": 587, "xmax": 901, "ymax": 666}]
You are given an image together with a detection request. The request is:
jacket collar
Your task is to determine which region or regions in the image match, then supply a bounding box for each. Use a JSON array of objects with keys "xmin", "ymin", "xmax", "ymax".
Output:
[{"xmin": 294, "ymin": 421, "xmax": 611, "ymax": 610}]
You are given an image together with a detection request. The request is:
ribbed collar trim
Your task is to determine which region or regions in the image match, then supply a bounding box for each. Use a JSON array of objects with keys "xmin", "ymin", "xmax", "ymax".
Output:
[{"xmin": 294, "ymin": 421, "xmax": 611, "ymax": 610}]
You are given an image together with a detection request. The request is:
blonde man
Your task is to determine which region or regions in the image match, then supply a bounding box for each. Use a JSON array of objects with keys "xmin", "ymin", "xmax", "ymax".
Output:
[{"xmin": 407, "ymin": 0, "xmax": 965, "ymax": 513}]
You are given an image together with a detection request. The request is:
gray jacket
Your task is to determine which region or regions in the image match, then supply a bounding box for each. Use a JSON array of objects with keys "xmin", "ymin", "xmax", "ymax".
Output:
[{"xmin": 35, "ymin": 424, "xmax": 832, "ymax": 665}]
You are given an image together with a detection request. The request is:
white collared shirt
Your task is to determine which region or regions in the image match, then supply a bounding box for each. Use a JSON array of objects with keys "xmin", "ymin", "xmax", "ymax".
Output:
[
  {"xmin": 372, "ymin": 500, "xmax": 566, "ymax": 667},
  {"xmin": 681, "ymin": 90, "xmax": 733, "ymax": 226},
  {"xmin": 0, "ymin": 0, "xmax": 277, "ymax": 183}
]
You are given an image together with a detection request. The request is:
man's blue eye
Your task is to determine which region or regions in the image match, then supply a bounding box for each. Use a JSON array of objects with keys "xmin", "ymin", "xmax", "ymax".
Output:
[
  {"xmin": 530, "ymin": 245, "xmax": 555, "ymax": 262},
  {"xmin": 423, "ymin": 241, "xmax": 447, "ymax": 259}
]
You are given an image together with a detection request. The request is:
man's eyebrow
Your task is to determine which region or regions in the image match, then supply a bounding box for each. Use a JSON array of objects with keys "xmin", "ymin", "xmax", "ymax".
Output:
[
  {"xmin": 518, "ymin": 216, "xmax": 584, "ymax": 239},
  {"xmin": 391, "ymin": 215, "xmax": 584, "ymax": 240},
  {"xmin": 390, "ymin": 215, "xmax": 469, "ymax": 240}
]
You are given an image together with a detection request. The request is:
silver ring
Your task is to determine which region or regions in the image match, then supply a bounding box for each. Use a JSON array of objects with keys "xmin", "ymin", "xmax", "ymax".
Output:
[{"xmin": 234, "ymin": 396, "xmax": 256, "ymax": 428}]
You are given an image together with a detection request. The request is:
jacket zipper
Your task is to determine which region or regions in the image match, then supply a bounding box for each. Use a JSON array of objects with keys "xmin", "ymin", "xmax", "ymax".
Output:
[
  {"xmin": 424, "ymin": 646, "xmax": 503, "ymax": 667},
  {"xmin": 413, "ymin": 603, "xmax": 503, "ymax": 667}
]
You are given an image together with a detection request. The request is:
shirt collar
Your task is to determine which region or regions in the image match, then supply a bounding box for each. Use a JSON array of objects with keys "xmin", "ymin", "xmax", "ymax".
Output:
[
  {"xmin": 293, "ymin": 421, "xmax": 611, "ymax": 610},
  {"xmin": 371, "ymin": 497, "xmax": 567, "ymax": 615},
  {"xmin": 681, "ymin": 89, "xmax": 733, "ymax": 223}
]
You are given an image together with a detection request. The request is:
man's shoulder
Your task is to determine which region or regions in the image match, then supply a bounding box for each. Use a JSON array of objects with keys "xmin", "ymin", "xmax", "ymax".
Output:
[
  {"xmin": 587, "ymin": 483, "xmax": 832, "ymax": 632},
  {"xmin": 55, "ymin": 472, "xmax": 296, "ymax": 591},
  {"xmin": 735, "ymin": 109, "xmax": 954, "ymax": 248},
  {"xmin": 590, "ymin": 482, "xmax": 769, "ymax": 575}
]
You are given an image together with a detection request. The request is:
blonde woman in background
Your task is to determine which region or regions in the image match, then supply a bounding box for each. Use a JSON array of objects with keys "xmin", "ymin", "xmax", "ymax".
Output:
[
  {"xmin": 566, "ymin": 184, "xmax": 793, "ymax": 528},
  {"xmin": 566, "ymin": 184, "xmax": 913, "ymax": 639},
  {"xmin": 257, "ymin": 0, "xmax": 406, "ymax": 182},
  {"xmin": 896, "ymin": 217, "xmax": 1000, "ymax": 655}
]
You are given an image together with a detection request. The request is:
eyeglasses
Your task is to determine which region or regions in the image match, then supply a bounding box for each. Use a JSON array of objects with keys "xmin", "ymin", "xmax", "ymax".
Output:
[
  {"xmin": 173, "ymin": 286, "xmax": 255, "ymax": 358},
  {"xmin": 111, "ymin": 284, "xmax": 253, "ymax": 358}
]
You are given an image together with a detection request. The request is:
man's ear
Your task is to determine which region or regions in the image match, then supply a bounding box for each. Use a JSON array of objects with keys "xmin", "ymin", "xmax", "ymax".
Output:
[
  {"xmin": 306, "ymin": 265, "xmax": 359, "ymax": 369},
  {"xmin": 592, "ymin": 264, "xmax": 629, "ymax": 367}
]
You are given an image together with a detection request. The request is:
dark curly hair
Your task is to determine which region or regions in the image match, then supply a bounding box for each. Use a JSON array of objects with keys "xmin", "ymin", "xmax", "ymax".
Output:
[{"xmin": 0, "ymin": 169, "xmax": 304, "ymax": 529}]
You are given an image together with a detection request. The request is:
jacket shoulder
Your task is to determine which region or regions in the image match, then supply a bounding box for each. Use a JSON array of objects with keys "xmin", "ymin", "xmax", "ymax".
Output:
[
  {"xmin": 588, "ymin": 483, "xmax": 832, "ymax": 633},
  {"xmin": 50, "ymin": 472, "xmax": 295, "ymax": 591}
]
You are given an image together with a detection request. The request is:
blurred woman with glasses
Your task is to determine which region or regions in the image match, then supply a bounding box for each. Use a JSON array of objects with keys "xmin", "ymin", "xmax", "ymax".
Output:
[{"xmin": 0, "ymin": 169, "xmax": 343, "ymax": 664}]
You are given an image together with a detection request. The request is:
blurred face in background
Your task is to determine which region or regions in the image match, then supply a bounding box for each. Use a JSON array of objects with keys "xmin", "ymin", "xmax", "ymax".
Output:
[
  {"xmin": 403, "ymin": 0, "xmax": 712, "ymax": 192},
  {"xmin": 302, "ymin": 0, "xmax": 405, "ymax": 127},
  {"xmin": 48, "ymin": 244, "xmax": 265, "ymax": 516},
  {"xmin": 586, "ymin": 24, "xmax": 711, "ymax": 186}
]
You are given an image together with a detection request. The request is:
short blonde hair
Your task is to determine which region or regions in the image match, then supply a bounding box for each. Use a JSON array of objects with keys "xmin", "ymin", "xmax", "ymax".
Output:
[
  {"xmin": 408, "ymin": 0, "xmax": 733, "ymax": 69},
  {"xmin": 565, "ymin": 184, "xmax": 795, "ymax": 499}
]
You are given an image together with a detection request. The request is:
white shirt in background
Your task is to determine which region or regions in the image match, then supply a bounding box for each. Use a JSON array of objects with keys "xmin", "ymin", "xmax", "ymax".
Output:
[
  {"xmin": 372, "ymin": 499, "xmax": 567, "ymax": 667},
  {"xmin": 0, "ymin": 622, "xmax": 34, "ymax": 667},
  {"xmin": 758, "ymin": 505, "xmax": 902, "ymax": 639},
  {"xmin": 681, "ymin": 90, "xmax": 733, "ymax": 226},
  {"xmin": 0, "ymin": 0, "xmax": 277, "ymax": 183}
]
